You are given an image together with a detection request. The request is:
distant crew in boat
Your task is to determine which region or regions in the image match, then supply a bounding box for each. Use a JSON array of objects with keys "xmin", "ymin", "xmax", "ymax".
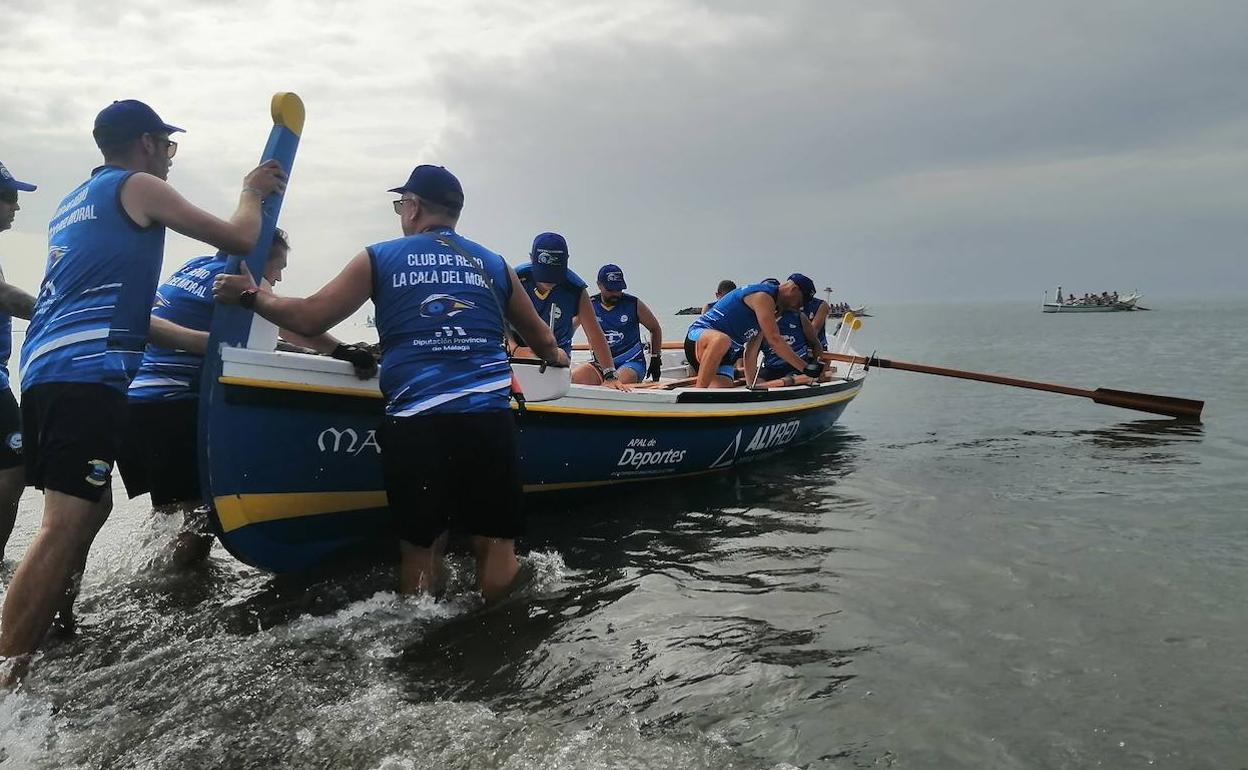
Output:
[
  {"xmin": 571, "ymin": 264, "xmax": 664, "ymax": 385},
  {"xmin": 0, "ymin": 99, "xmax": 286, "ymax": 675},
  {"xmin": 511, "ymin": 232, "xmax": 627, "ymax": 390},
  {"xmin": 118, "ymin": 229, "xmax": 375, "ymax": 568},
  {"xmin": 703, "ymin": 279, "xmax": 737, "ymax": 313},
  {"xmin": 0, "ymin": 160, "xmax": 39, "ymax": 563},
  {"xmin": 685, "ymin": 274, "xmax": 824, "ymax": 389},
  {"xmin": 213, "ymin": 163, "xmax": 568, "ymax": 603}
]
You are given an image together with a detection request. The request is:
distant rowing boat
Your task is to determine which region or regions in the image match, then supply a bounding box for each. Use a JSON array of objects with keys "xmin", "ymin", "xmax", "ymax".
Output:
[{"xmin": 1043, "ymin": 289, "xmax": 1142, "ymax": 313}]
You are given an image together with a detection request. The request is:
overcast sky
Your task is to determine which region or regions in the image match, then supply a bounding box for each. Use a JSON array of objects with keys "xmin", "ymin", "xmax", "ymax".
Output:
[{"xmin": 3, "ymin": 0, "xmax": 1246, "ymax": 320}]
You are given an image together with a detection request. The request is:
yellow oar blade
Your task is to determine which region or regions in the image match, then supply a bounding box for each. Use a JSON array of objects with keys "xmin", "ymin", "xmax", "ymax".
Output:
[{"xmin": 270, "ymin": 92, "xmax": 305, "ymax": 136}]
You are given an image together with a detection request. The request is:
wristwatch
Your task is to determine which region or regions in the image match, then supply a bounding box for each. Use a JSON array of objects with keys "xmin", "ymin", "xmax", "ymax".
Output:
[
  {"xmin": 601, "ymin": 367, "xmax": 618, "ymax": 381},
  {"xmin": 239, "ymin": 289, "xmax": 258, "ymax": 309}
]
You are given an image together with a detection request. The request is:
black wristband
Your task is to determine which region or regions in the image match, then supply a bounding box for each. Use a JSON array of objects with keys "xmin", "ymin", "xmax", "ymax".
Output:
[{"xmin": 239, "ymin": 289, "xmax": 258, "ymax": 309}]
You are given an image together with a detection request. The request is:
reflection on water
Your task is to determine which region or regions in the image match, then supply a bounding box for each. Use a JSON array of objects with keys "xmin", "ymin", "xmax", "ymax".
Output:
[{"xmin": 1023, "ymin": 418, "xmax": 1204, "ymax": 462}]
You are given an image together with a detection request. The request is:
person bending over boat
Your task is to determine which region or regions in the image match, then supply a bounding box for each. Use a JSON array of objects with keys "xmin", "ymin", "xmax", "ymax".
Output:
[
  {"xmin": 801, "ymin": 283, "xmax": 831, "ymax": 350},
  {"xmin": 571, "ymin": 264, "xmax": 664, "ymax": 384},
  {"xmin": 512, "ymin": 232, "xmax": 627, "ymax": 390},
  {"xmin": 703, "ymin": 279, "xmax": 737, "ymax": 313},
  {"xmin": 758, "ymin": 305, "xmax": 824, "ymax": 385},
  {"xmin": 0, "ymin": 99, "xmax": 285, "ymax": 676},
  {"xmin": 0, "ymin": 161, "xmax": 40, "ymax": 563},
  {"xmin": 685, "ymin": 275, "xmax": 824, "ymax": 389},
  {"xmin": 118, "ymin": 228, "xmax": 376, "ymax": 568},
  {"xmin": 212, "ymin": 164, "xmax": 567, "ymax": 602}
]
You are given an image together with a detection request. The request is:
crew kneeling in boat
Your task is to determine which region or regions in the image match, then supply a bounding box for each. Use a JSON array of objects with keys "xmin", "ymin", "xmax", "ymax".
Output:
[
  {"xmin": 213, "ymin": 164, "xmax": 567, "ymax": 602},
  {"xmin": 119, "ymin": 229, "xmax": 375, "ymax": 568},
  {"xmin": 512, "ymin": 232, "xmax": 627, "ymax": 390},
  {"xmin": 758, "ymin": 293, "xmax": 826, "ymax": 386},
  {"xmin": 685, "ymin": 274, "xmax": 824, "ymax": 389},
  {"xmin": 572, "ymin": 264, "xmax": 663, "ymax": 385}
]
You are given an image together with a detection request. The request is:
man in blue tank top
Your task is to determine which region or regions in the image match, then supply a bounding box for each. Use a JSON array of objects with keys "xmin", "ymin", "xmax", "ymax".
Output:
[
  {"xmin": 0, "ymin": 99, "xmax": 287, "ymax": 672},
  {"xmin": 801, "ymin": 277, "xmax": 831, "ymax": 350},
  {"xmin": 684, "ymin": 275, "xmax": 824, "ymax": 389},
  {"xmin": 213, "ymin": 165, "xmax": 566, "ymax": 603},
  {"xmin": 512, "ymin": 233, "xmax": 627, "ymax": 390},
  {"xmin": 0, "ymin": 161, "xmax": 40, "ymax": 562},
  {"xmin": 572, "ymin": 264, "xmax": 664, "ymax": 384},
  {"xmin": 118, "ymin": 229, "xmax": 374, "ymax": 568}
]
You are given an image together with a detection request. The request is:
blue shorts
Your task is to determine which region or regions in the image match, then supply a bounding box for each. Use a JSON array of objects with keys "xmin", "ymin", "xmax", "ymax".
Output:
[
  {"xmin": 617, "ymin": 359, "xmax": 646, "ymax": 381},
  {"xmin": 684, "ymin": 328, "xmax": 739, "ymax": 379}
]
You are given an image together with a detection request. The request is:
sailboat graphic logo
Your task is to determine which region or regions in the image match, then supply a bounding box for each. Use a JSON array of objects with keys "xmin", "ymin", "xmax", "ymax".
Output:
[{"xmin": 709, "ymin": 430, "xmax": 742, "ymax": 469}]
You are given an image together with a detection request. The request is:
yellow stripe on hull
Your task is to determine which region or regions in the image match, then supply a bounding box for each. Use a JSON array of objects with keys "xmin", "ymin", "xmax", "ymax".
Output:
[{"xmin": 215, "ymin": 490, "xmax": 387, "ymax": 533}]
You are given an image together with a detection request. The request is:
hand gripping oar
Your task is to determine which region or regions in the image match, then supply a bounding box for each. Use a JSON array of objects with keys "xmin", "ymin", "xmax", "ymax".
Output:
[{"xmin": 820, "ymin": 351, "xmax": 1204, "ymax": 420}]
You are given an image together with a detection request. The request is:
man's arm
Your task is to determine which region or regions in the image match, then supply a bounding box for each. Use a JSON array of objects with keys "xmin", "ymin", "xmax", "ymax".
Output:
[
  {"xmin": 121, "ymin": 161, "xmax": 286, "ymax": 256},
  {"xmin": 504, "ymin": 268, "xmax": 567, "ymax": 366},
  {"xmin": 811, "ymin": 301, "xmax": 829, "ymax": 343},
  {"xmin": 149, "ymin": 315, "xmax": 209, "ymax": 354},
  {"xmin": 213, "ymin": 250, "xmax": 372, "ymax": 338},
  {"xmin": 743, "ymin": 335, "xmax": 763, "ymax": 386},
  {"xmin": 799, "ymin": 313, "xmax": 823, "ymax": 356},
  {"xmin": 577, "ymin": 290, "xmax": 628, "ymax": 390},
  {"xmin": 745, "ymin": 293, "xmax": 806, "ymax": 371},
  {"xmin": 0, "ymin": 280, "xmax": 36, "ymax": 321},
  {"xmin": 637, "ymin": 298, "xmax": 664, "ymax": 381}
]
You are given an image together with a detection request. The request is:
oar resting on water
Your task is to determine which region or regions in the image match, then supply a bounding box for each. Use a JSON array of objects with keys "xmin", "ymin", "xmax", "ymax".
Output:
[{"xmin": 820, "ymin": 351, "xmax": 1204, "ymax": 421}]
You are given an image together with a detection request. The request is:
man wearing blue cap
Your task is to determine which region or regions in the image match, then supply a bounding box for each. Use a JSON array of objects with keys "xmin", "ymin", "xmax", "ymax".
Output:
[
  {"xmin": 685, "ymin": 275, "xmax": 824, "ymax": 389},
  {"xmin": 513, "ymin": 233, "xmax": 627, "ymax": 390},
  {"xmin": 0, "ymin": 161, "xmax": 40, "ymax": 563},
  {"xmin": 572, "ymin": 264, "xmax": 664, "ymax": 385},
  {"xmin": 0, "ymin": 99, "xmax": 287, "ymax": 669},
  {"xmin": 759, "ymin": 274, "xmax": 826, "ymax": 385},
  {"xmin": 213, "ymin": 164, "xmax": 567, "ymax": 603}
]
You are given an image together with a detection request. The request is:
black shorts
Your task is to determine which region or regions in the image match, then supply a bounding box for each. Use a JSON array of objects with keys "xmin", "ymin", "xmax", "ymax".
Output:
[
  {"xmin": 117, "ymin": 398, "xmax": 201, "ymax": 506},
  {"xmin": 759, "ymin": 364, "xmax": 799, "ymax": 381},
  {"xmin": 22, "ymin": 382, "xmax": 128, "ymax": 502},
  {"xmin": 683, "ymin": 331, "xmax": 740, "ymax": 379},
  {"xmin": 0, "ymin": 388, "xmax": 23, "ymax": 471},
  {"xmin": 378, "ymin": 410, "xmax": 523, "ymax": 547}
]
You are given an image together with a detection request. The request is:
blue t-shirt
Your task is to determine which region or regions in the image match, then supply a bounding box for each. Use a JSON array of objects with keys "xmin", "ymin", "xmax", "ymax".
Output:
[
  {"xmin": 687, "ymin": 282, "xmax": 778, "ymax": 346},
  {"xmin": 369, "ymin": 227, "xmax": 513, "ymax": 416},
  {"xmin": 21, "ymin": 166, "xmax": 166, "ymax": 393},
  {"xmin": 514, "ymin": 263, "xmax": 587, "ymax": 355},
  {"xmin": 802, "ymin": 297, "xmax": 829, "ymax": 349},
  {"xmin": 761, "ymin": 310, "xmax": 808, "ymax": 374},
  {"xmin": 129, "ymin": 254, "xmax": 225, "ymax": 402},
  {"xmin": 591, "ymin": 293, "xmax": 644, "ymax": 367},
  {"xmin": 0, "ymin": 266, "xmax": 12, "ymax": 391}
]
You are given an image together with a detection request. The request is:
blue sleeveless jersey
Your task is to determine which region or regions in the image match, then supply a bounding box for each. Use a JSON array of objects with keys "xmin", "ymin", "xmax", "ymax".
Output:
[
  {"xmin": 21, "ymin": 166, "xmax": 166, "ymax": 393},
  {"xmin": 688, "ymin": 282, "xmax": 778, "ymax": 345},
  {"xmin": 591, "ymin": 293, "xmax": 644, "ymax": 367},
  {"xmin": 803, "ymin": 297, "xmax": 829, "ymax": 349},
  {"xmin": 369, "ymin": 227, "xmax": 513, "ymax": 416},
  {"xmin": 514, "ymin": 263, "xmax": 587, "ymax": 354},
  {"xmin": 129, "ymin": 254, "xmax": 226, "ymax": 402},
  {"xmin": 0, "ymin": 267, "xmax": 11, "ymax": 391},
  {"xmin": 761, "ymin": 310, "xmax": 808, "ymax": 373}
]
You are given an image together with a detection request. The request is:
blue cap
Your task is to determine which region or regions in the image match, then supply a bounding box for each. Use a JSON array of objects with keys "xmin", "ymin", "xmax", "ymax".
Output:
[
  {"xmin": 598, "ymin": 264, "xmax": 627, "ymax": 291},
  {"xmin": 388, "ymin": 165, "xmax": 464, "ymax": 211},
  {"xmin": 530, "ymin": 232, "xmax": 569, "ymax": 283},
  {"xmin": 93, "ymin": 100, "xmax": 184, "ymax": 149},
  {"xmin": 0, "ymin": 161, "xmax": 36, "ymax": 193},
  {"xmin": 788, "ymin": 272, "xmax": 816, "ymax": 302}
]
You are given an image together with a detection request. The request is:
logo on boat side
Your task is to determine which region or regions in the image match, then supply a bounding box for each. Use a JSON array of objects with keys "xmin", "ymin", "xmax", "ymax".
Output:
[
  {"xmin": 317, "ymin": 427, "xmax": 381, "ymax": 456},
  {"xmin": 709, "ymin": 419, "xmax": 803, "ymax": 468},
  {"xmin": 616, "ymin": 437, "xmax": 686, "ymax": 473}
]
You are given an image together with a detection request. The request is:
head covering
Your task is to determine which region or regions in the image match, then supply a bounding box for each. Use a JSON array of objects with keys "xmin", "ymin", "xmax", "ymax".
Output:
[
  {"xmin": 0, "ymin": 161, "xmax": 36, "ymax": 193},
  {"xmin": 788, "ymin": 273, "xmax": 816, "ymax": 303},
  {"xmin": 597, "ymin": 263, "xmax": 626, "ymax": 291},
  {"xmin": 388, "ymin": 165, "xmax": 464, "ymax": 211},
  {"xmin": 530, "ymin": 232, "xmax": 569, "ymax": 283},
  {"xmin": 93, "ymin": 100, "xmax": 184, "ymax": 149}
]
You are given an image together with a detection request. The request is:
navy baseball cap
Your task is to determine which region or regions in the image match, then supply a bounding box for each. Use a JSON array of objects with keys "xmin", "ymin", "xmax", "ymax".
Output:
[
  {"xmin": 93, "ymin": 100, "xmax": 183, "ymax": 149},
  {"xmin": 530, "ymin": 232, "xmax": 569, "ymax": 283},
  {"xmin": 598, "ymin": 264, "xmax": 626, "ymax": 291},
  {"xmin": 0, "ymin": 161, "xmax": 36, "ymax": 193},
  {"xmin": 788, "ymin": 273, "xmax": 816, "ymax": 302},
  {"xmin": 388, "ymin": 165, "xmax": 464, "ymax": 211}
]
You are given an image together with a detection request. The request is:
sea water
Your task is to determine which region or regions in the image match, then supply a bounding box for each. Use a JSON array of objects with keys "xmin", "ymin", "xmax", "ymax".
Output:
[{"xmin": 2, "ymin": 298, "xmax": 1246, "ymax": 768}]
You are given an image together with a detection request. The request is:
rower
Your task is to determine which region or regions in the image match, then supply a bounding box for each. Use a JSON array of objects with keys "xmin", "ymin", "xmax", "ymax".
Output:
[
  {"xmin": 0, "ymin": 161, "xmax": 39, "ymax": 563},
  {"xmin": 685, "ymin": 276, "xmax": 823, "ymax": 389},
  {"xmin": 572, "ymin": 264, "xmax": 664, "ymax": 385},
  {"xmin": 703, "ymin": 279, "xmax": 737, "ymax": 313},
  {"xmin": 213, "ymin": 164, "xmax": 567, "ymax": 602},
  {"xmin": 513, "ymin": 232, "xmax": 627, "ymax": 390},
  {"xmin": 0, "ymin": 99, "xmax": 285, "ymax": 675},
  {"xmin": 799, "ymin": 274, "xmax": 831, "ymax": 350},
  {"xmin": 118, "ymin": 229, "xmax": 375, "ymax": 567}
]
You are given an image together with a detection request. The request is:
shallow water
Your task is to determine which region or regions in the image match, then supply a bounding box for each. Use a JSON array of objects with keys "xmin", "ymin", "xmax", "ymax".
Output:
[{"xmin": 2, "ymin": 298, "xmax": 1246, "ymax": 768}]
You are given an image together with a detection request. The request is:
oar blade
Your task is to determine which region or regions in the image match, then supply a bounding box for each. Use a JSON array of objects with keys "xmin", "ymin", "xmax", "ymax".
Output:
[{"xmin": 1092, "ymin": 388, "xmax": 1204, "ymax": 421}]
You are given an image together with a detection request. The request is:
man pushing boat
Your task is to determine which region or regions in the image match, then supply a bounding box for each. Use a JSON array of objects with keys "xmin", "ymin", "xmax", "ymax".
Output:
[
  {"xmin": 685, "ymin": 273, "xmax": 825, "ymax": 389},
  {"xmin": 0, "ymin": 99, "xmax": 285, "ymax": 679},
  {"xmin": 212, "ymin": 164, "xmax": 567, "ymax": 602}
]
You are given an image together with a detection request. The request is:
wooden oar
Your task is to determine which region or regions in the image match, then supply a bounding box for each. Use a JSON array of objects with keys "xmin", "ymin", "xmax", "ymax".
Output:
[{"xmin": 821, "ymin": 351, "xmax": 1203, "ymax": 420}]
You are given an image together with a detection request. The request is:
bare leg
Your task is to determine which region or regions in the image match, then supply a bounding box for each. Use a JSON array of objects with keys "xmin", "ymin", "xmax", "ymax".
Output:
[
  {"xmin": 571, "ymin": 363, "xmax": 604, "ymax": 385},
  {"xmin": 694, "ymin": 331, "xmax": 737, "ymax": 389},
  {"xmin": 398, "ymin": 531, "xmax": 449, "ymax": 596},
  {"xmin": 617, "ymin": 367, "xmax": 641, "ymax": 385},
  {"xmin": 0, "ymin": 466, "xmax": 24, "ymax": 562},
  {"xmin": 471, "ymin": 536, "xmax": 520, "ymax": 603},
  {"xmin": 0, "ymin": 488, "xmax": 110, "ymax": 660},
  {"xmin": 158, "ymin": 503, "xmax": 213, "ymax": 568}
]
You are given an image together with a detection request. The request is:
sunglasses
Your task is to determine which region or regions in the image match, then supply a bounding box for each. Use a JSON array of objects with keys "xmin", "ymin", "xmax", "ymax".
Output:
[
  {"xmin": 148, "ymin": 134, "xmax": 178, "ymax": 159},
  {"xmin": 392, "ymin": 198, "xmax": 415, "ymax": 215},
  {"xmin": 0, "ymin": 190, "xmax": 16, "ymax": 205}
]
